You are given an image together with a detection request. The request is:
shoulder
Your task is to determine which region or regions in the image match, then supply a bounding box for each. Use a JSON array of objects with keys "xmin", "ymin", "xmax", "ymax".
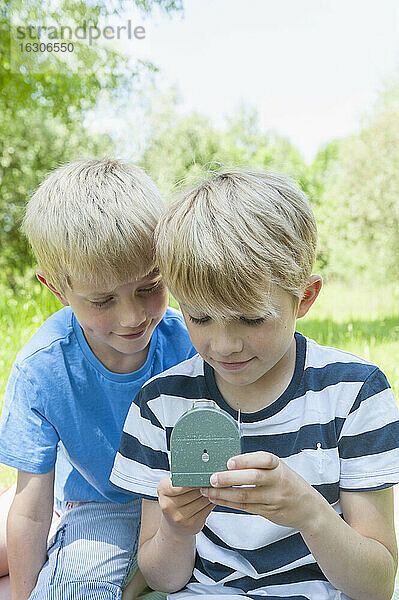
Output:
[
  {"xmin": 3, "ymin": 308, "xmax": 76, "ymax": 427},
  {"xmin": 128, "ymin": 354, "xmax": 205, "ymax": 432},
  {"xmin": 13, "ymin": 306, "xmax": 75, "ymax": 371},
  {"xmin": 304, "ymin": 333, "xmax": 375, "ymax": 370},
  {"xmin": 157, "ymin": 306, "xmax": 186, "ymax": 333},
  {"xmin": 302, "ymin": 333, "xmax": 380, "ymax": 382},
  {"xmin": 162, "ymin": 305, "xmax": 184, "ymax": 320},
  {"xmin": 153, "ymin": 306, "xmax": 195, "ymax": 366},
  {"xmin": 146, "ymin": 352, "xmax": 203, "ymax": 385},
  {"xmin": 136, "ymin": 354, "xmax": 204, "ymax": 403},
  {"xmin": 299, "ymin": 333, "xmax": 393, "ymax": 414}
]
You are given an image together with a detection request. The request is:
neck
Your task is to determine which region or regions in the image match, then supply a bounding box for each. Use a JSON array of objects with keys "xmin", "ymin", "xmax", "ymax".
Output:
[{"xmin": 84, "ymin": 332, "xmax": 149, "ymax": 374}]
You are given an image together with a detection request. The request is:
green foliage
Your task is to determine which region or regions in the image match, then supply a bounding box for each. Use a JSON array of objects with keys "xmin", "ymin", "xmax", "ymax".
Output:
[
  {"xmin": 139, "ymin": 95, "xmax": 313, "ymax": 200},
  {"xmin": 137, "ymin": 80, "xmax": 399, "ymax": 286},
  {"xmin": 0, "ymin": 112, "xmax": 112, "ymax": 277},
  {"xmin": 138, "ymin": 94, "xmax": 330, "ymax": 270},
  {"xmin": 0, "ymin": 0, "xmax": 182, "ymax": 281},
  {"xmin": 315, "ymin": 85, "xmax": 399, "ymax": 283},
  {"xmin": 2, "ymin": 1, "xmax": 131, "ymax": 118},
  {"xmin": 134, "ymin": 0, "xmax": 183, "ymax": 12}
]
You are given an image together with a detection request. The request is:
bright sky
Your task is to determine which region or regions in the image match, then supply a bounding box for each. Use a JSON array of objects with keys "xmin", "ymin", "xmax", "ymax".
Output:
[{"xmin": 97, "ymin": 0, "xmax": 399, "ymax": 162}]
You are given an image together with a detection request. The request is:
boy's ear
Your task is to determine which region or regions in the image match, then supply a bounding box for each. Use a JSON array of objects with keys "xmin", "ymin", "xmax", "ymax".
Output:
[
  {"xmin": 297, "ymin": 275, "xmax": 322, "ymax": 319},
  {"xmin": 36, "ymin": 270, "xmax": 70, "ymax": 307}
]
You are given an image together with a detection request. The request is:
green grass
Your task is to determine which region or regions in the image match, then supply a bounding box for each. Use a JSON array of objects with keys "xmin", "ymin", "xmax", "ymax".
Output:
[{"xmin": 1, "ymin": 279, "xmax": 398, "ymax": 489}]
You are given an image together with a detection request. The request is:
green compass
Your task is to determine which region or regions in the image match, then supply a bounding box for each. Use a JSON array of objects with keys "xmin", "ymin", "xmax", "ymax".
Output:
[{"xmin": 170, "ymin": 400, "xmax": 242, "ymax": 487}]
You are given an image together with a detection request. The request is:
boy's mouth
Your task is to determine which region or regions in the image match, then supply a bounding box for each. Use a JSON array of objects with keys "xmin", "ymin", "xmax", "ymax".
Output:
[
  {"xmin": 217, "ymin": 358, "xmax": 254, "ymax": 371},
  {"xmin": 116, "ymin": 328, "xmax": 146, "ymax": 340}
]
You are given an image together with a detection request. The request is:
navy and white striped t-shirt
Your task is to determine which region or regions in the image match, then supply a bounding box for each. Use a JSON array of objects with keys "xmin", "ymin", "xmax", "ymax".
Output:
[{"xmin": 110, "ymin": 332, "xmax": 399, "ymax": 600}]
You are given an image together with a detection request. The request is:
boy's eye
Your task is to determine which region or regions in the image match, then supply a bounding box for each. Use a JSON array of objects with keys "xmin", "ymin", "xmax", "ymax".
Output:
[
  {"xmin": 90, "ymin": 297, "xmax": 113, "ymax": 307},
  {"xmin": 188, "ymin": 315, "xmax": 266, "ymax": 326},
  {"xmin": 139, "ymin": 281, "xmax": 163, "ymax": 294},
  {"xmin": 239, "ymin": 316, "xmax": 266, "ymax": 326},
  {"xmin": 188, "ymin": 315, "xmax": 211, "ymax": 325}
]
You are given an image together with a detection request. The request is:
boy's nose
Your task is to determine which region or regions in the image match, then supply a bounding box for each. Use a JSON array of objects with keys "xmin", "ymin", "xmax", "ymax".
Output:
[
  {"xmin": 119, "ymin": 303, "xmax": 146, "ymax": 328},
  {"xmin": 209, "ymin": 332, "xmax": 243, "ymax": 357}
]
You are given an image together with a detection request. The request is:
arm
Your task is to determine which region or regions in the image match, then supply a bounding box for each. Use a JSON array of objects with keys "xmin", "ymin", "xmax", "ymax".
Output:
[
  {"xmin": 300, "ymin": 487, "xmax": 398, "ymax": 600},
  {"xmin": 7, "ymin": 468, "xmax": 55, "ymax": 600},
  {"xmin": 138, "ymin": 478, "xmax": 214, "ymax": 593},
  {"xmin": 138, "ymin": 497, "xmax": 195, "ymax": 593},
  {"xmin": 202, "ymin": 452, "xmax": 398, "ymax": 600}
]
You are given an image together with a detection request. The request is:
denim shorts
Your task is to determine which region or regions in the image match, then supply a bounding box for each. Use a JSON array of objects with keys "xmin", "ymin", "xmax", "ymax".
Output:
[{"xmin": 28, "ymin": 498, "xmax": 142, "ymax": 600}]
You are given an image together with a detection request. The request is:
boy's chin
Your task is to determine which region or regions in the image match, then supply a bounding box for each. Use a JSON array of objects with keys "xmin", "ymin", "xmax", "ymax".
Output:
[
  {"xmin": 214, "ymin": 365, "xmax": 261, "ymax": 387},
  {"xmin": 112, "ymin": 333, "xmax": 152, "ymax": 353}
]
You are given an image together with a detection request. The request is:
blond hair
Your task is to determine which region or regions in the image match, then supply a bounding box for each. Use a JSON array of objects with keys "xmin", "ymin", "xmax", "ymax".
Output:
[
  {"xmin": 23, "ymin": 158, "xmax": 165, "ymax": 292},
  {"xmin": 155, "ymin": 168, "xmax": 317, "ymax": 320}
]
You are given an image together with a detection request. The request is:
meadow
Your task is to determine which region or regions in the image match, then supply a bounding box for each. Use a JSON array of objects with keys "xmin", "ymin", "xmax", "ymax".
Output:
[{"xmin": 0, "ymin": 277, "xmax": 398, "ymax": 489}]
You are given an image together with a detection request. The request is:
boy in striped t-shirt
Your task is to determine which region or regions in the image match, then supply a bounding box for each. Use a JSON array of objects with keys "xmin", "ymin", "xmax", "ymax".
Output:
[{"xmin": 111, "ymin": 169, "xmax": 399, "ymax": 600}]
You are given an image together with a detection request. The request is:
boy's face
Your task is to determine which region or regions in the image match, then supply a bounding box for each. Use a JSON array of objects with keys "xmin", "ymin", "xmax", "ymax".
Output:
[
  {"xmin": 39, "ymin": 269, "xmax": 169, "ymax": 373},
  {"xmin": 180, "ymin": 278, "xmax": 321, "ymax": 407}
]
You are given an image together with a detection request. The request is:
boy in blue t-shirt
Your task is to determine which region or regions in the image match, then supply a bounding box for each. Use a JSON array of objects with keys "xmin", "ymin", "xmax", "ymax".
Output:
[
  {"xmin": 112, "ymin": 169, "xmax": 399, "ymax": 600},
  {"xmin": 0, "ymin": 158, "xmax": 195, "ymax": 600}
]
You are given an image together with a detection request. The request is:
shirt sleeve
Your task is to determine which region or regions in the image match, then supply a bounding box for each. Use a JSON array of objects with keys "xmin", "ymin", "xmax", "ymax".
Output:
[
  {"xmin": 338, "ymin": 367, "xmax": 399, "ymax": 491},
  {"xmin": 0, "ymin": 363, "xmax": 60, "ymax": 473},
  {"xmin": 110, "ymin": 383, "xmax": 170, "ymax": 499}
]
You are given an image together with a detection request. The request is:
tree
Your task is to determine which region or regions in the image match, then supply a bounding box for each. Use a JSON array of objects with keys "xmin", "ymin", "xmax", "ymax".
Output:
[
  {"xmin": 139, "ymin": 95, "xmax": 311, "ymax": 200},
  {"xmin": 0, "ymin": 0, "xmax": 182, "ymax": 280},
  {"xmin": 315, "ymin": 83, "xmax": 399, "ymax": 283}
]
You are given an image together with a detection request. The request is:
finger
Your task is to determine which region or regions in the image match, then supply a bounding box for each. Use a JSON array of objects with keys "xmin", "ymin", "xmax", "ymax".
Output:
[
  {"xmin": 201, "ymin": 484, "xmax": 268, "ymax": 504},
  {"xmin": 197, "ymin": 500, "xmax": 215, "ymax": 521},
  {"xmin": 208, "ymin": 467, "xmax": 277, "ymax": 488},
  {"xmin": 161, "ymin": 488, "xmax": 205, "ymax": 509},
  {"xmin": 158, "ymin": 477, "xmax": 203, "ymax": 499},
  {"xmin": 167, "ymin": 487, "xmax": 204, "ymax": 500},
  {"xmin": 205, "ymin": 497, "xmax": 267, "ymax": 515},
  {"xmin": 227, "ymin": 451, "xmax": 280, "ymax": 471},
  {"xmin": 169, "ymin": 494, "xmax": 214, "ymax": 522}
]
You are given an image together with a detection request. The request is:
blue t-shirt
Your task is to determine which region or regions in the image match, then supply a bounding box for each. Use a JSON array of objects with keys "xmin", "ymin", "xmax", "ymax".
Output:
[{"xmin": 0, "ymin": 306, "xmax": 195, "ymax": 511}]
